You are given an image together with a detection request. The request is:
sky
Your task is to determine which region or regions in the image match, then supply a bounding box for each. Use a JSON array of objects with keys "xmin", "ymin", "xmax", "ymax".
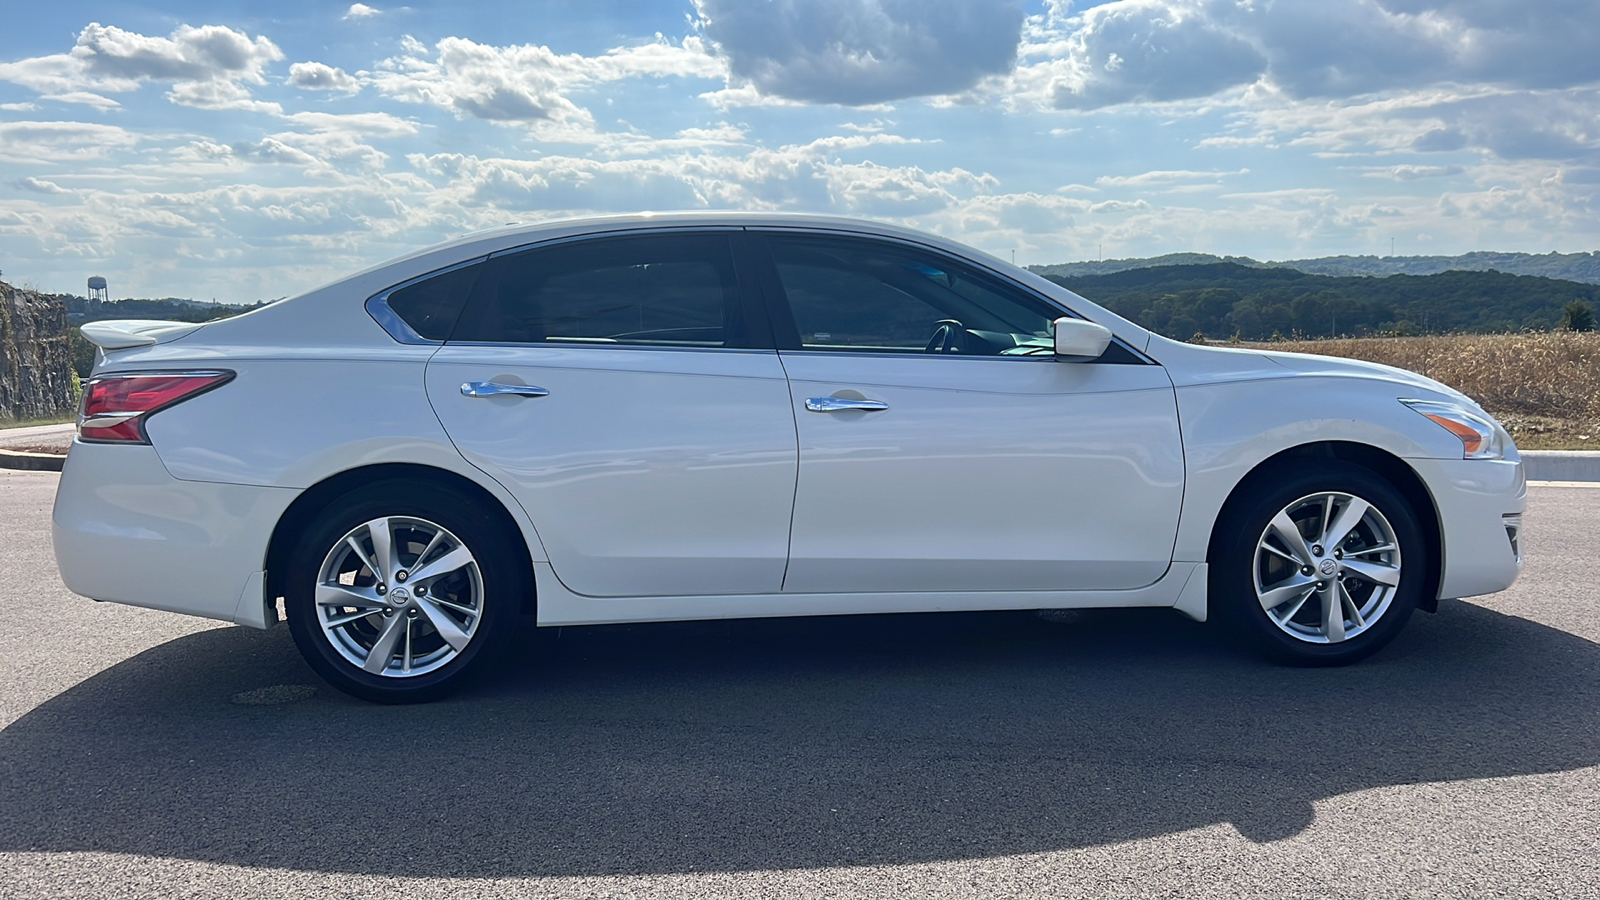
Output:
[{"xmin": 1, "ymin": 0, "xmax": 1598, "ymax": 304}]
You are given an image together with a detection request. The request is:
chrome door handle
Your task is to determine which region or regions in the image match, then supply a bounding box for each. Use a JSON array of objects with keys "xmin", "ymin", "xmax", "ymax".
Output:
[
  {"xmin": 805, "ymin": 397, "xmax": 889, "ymax": 413},
  {"xmin": 460, "ymin": 381, "xmax": 550, "ymax": 398}
]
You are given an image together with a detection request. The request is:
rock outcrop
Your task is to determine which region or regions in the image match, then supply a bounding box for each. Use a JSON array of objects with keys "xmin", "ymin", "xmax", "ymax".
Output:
[{"xmin": 0, "ymin": 281, "xmax": 76, "ymax": 422}]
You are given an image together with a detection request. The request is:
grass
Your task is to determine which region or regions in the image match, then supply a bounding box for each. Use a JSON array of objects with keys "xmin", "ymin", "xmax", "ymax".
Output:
[
  {"xmin": 1251, "ymin": 332, "xmax": 1600, "ymax": 450},
  {"xmin": 0, "ymin": 412, "xmax": 76, "ymax": 429}
]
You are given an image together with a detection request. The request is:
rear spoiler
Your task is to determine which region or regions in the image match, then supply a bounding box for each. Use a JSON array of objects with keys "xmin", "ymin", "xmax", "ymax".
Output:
[{"xmin": 80, "ymin": 319, "xmax": 205, "ymax": 350}]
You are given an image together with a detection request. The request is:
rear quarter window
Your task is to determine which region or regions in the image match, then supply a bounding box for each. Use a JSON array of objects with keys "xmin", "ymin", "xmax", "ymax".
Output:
[{"xmin": 381, "ymin": 261, "xmax": 483, "ymax": 341}]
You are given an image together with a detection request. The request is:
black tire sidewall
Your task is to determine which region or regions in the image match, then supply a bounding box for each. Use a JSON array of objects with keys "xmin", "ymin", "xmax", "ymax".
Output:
[
  {"xmin": 284, "ymin": 480, "xmax": 520, "ymax": 703},
  {"xmin": 1213, "ymin": 461, "xmax": 1427, "ymax": 666}
]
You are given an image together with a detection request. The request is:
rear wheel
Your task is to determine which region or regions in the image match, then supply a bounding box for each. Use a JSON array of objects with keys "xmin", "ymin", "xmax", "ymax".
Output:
[
  {"xmin": 1213, "ymin": 461, "xmax": 1427, "ymax": 665},
  {"xmin": 285, "ymin": 481, "xmax": 521, "ymax": 702}
]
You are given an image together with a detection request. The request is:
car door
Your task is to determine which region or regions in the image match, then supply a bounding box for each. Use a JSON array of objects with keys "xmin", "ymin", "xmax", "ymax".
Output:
[
  {"xmin": 424, "ymin": 230, "xmax": 798, "ymax": 598},
  {"xmin": 754, "ymin": 231, "xmax": 1185, "ymax": 595}
]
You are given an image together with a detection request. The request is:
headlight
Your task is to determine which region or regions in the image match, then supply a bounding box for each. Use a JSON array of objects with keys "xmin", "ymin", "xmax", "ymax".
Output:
[{"xmin": 1400, "ymin": 399, "xmax": 1505, "ymax": 460}]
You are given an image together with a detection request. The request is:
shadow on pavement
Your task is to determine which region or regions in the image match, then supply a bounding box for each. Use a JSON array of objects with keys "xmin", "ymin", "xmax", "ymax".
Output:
[{"xmin": 1, "ymin": 602, "xmax": 1596, "ymax": 876}]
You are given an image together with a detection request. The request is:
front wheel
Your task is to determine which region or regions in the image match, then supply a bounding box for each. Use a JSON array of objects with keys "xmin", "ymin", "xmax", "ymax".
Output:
[
  {"xmin": 284, "ymin": 481, "xmax": 521, "ymax": 703},
  {"xmin": 1213, "ymin": 461, "xmax": 1428, "ymax": 666}
]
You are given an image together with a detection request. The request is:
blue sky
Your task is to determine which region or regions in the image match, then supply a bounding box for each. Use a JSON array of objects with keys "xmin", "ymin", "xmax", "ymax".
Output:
[{"xmin": 2, "ymin": 0, "xmax": 1598, "ymax": 303}]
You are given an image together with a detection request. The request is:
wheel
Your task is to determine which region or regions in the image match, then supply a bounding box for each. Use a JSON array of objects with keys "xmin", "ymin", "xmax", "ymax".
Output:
[
  {"xmin": 284, "ymin": 480, "xmax": 522, "ymax": 703},
  {"xmin": 1212, "ymin": 461, "xmax": 1427, "ymax": 665}
]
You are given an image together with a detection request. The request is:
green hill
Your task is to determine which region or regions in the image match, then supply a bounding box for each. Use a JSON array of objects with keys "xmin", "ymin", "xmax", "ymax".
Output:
[
  {"xmin": 1032, "ymin": 250, "xmax": 1600, "ymax": 285},
  {"xmin": 1046, "ymin": 263, "xmax": 1600, "ymax": 340}
]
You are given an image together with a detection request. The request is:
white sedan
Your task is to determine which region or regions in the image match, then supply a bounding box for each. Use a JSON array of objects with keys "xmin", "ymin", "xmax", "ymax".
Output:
[{"xmin": 53, "ymin": 213, "xmax": 1525, "ymax": 702}]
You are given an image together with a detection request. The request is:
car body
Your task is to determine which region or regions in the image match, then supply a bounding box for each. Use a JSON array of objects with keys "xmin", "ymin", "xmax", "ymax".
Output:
[{"xmin": 53, "ymin": 212, "xmax": 1526, "ymax": 701}]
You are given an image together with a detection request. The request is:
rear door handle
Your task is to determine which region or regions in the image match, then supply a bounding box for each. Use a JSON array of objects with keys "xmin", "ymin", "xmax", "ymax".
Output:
[
  {"xmin": 461, "ymin": 381, "xmax": 550, "ymax": 398},
  {"xmin": 805, "ymin": 397, "xmax": 889, "ymax": 413}
]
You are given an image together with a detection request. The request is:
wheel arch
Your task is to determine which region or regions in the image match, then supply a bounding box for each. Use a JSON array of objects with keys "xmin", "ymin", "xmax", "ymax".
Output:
[
  {"xmin": 264, "ymin": 462, "xmax": 538, "ymax": 617},
  {"xmin": 1205, "ymin": 441, "xmax": 1443, "ymax": 613}
]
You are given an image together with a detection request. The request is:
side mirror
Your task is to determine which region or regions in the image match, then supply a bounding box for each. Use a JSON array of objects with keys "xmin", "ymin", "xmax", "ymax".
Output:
[{"xmin": 1053, "ymin": 317, "xmax": 1113, "ymax": 361}]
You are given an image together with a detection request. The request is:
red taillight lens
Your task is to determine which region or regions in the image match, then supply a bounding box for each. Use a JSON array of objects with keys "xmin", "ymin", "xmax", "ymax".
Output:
[{"xmin": 79, "ymin": 371, "xmax": 233, "ymax": 444}]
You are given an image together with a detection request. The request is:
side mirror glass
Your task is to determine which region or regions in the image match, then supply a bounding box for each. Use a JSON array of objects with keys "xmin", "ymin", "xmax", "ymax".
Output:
[{"xmin": 1053, "ymin": 317, "xmax": 1113, "ymax": 361}]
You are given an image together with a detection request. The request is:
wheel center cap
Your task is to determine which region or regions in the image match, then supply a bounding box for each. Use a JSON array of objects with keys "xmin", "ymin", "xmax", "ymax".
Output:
[
  {"xmin": 389, "ymin": 587, "xmax": 411, "ymax": 604},
  {"xmin": 1318, "ymin": 559, "xmax": 1337, "ymax": 576}
]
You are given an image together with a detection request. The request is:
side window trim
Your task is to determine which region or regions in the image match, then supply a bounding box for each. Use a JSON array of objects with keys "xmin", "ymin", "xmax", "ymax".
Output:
[{"xmin": 365, "ymin": 256, "xmax": 487, "ymax": 345}]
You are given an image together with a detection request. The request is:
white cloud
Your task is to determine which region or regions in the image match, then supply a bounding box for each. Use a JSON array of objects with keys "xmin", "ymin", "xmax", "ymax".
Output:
[
  {"xmin": 344, "ymin": 4, "xmax": 381, "ymax": 20},
  {"xmin": 167, "ymin": 79, "xmax": 283, "ymax": 113},
  {"xmin": 0, "ymin": 121, "xmax": 140, "ymax": 162},
  {"xmin": 289, "ymin": 61, "xmax": 360, "ymax": 93},
  {"xmin": 0, "ymin": 22, "xmax": 283, "ymax": 111},
  {"xmin": 283, "ymin": 111, "xmax": 419, "ymax": 138},
  {"xmin": 1032, "ymin": 0, "xmax": 1266, "ymax": 110},
  {"xmin": 1013, "ymin": 0, "xmax": 1600, "ymax": 112},
  {"xmin": 694, "ymin": 0, "xmax": 1026, "ymax": 105},
  {"xmin": 370, "ymin": 33, "xmax": 721, "ymax": 126},
  {"xmin": 1096, "ymin": 168, "xmax": 1249, "ymax": 187},
  {"xmin": 73, "ymin": 22, "xmax": 281, "ymax": 84},
  {"xmin": 16, "ymin": 176, "xmax": 70, "ymax": 195}
]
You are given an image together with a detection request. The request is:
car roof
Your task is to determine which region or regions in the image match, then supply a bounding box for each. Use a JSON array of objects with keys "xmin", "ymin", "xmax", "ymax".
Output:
[{"xmin": 354, "ymin": 211, "xmax": 998, "ymax": 280}]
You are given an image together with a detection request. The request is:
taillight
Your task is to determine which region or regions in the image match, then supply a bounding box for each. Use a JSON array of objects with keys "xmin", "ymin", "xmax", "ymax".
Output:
[{"xmin": 79, "ymin": 371, "xmax": 234, "ymax": 444}]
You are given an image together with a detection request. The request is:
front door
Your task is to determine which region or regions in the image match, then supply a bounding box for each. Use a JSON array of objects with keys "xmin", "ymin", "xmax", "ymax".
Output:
[{"xmin": 756, "ymin": 232, "xmax": 1185, "ymax": 594}]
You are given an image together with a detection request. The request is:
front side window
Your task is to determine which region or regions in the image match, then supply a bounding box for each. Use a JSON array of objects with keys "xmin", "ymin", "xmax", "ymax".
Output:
[
  {"xmin": 452, "ymin": 233, "xmax": 744, "ymax": 347},
  {"xmin": 767, "ymin": 236, "xmax": 1060, "ymax": 356}
]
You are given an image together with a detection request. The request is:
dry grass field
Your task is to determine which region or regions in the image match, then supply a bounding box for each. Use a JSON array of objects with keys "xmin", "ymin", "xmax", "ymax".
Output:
[{"xmin": 1255, "ymin": 332, "xmax": 1600, "ymax": 450}]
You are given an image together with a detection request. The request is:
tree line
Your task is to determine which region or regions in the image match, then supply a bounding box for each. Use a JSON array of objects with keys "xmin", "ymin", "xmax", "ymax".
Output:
[
  {"xmin": 1031, "ymin": 249, "xmax": 1600, "ymax": 284},
  {"xmin": 1045, "ymin": 263, "xmax": 1600, "ymax": 341}
]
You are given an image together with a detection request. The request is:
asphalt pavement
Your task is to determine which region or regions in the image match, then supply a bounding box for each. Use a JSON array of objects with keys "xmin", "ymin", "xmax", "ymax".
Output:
[{"xmin": 1, "ymin": 468, "xmax": 1597, "ymax": 899}]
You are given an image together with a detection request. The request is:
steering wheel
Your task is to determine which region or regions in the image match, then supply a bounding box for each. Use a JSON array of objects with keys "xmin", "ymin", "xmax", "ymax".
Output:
[{"xmin": 925, "ymin": 319, "xmax": 967, "ymax": 354}]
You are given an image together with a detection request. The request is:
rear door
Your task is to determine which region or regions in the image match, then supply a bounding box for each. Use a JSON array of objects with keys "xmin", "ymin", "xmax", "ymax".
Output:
[{"xmin": 424, "ymin": 230, "xmax": 799, "ymax": 598}]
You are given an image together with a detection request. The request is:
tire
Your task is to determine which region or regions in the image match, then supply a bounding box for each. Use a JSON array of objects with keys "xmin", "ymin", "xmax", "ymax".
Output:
[
  {"xmin": 284, "ymin": 480, "xmax": 522, "ymax": 703},
  {"xmin": 1211, "ymin": 460, "xmax": 1428, "ymax": 666}
]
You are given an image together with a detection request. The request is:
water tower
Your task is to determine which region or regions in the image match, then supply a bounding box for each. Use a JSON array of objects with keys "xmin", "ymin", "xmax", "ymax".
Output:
[{"xmin": 87, "ymin": 276, "xmax": 108, "ymax": 302}]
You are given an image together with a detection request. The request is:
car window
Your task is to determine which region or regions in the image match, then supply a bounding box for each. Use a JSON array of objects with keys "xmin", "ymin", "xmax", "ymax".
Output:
[
  {"xmin": 767, "ymin": 236, "xmax": 1060, "ymax": 356},
  {"xmin": 381, "ymin": 261, "xmax": 482, "ymax": 341},
  {"xmin": 452, "ymin": 233, "xmax": 744, "ymax": 347}
]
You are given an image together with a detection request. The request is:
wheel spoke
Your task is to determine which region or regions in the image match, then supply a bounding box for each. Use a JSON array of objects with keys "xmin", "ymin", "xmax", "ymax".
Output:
[
  {"xmin": 345, "ymin": 535, "xmax": 379, "ymax": 578},
  {"xmin": 325, "ymin": 609, "xmax": 380, "ymax": 628},
  {"xmin": 1322, "ymin": 587, "xmax": 1347, "ymax": 642},
  {"xmin": 1321, "ymin": 497, "xmax": 1371, "ymax": 550},
  {"xmin": 1260, "ymin": 542, "xmax": 1300, "ymax": 564},
  {"xmin": 1347, "ymin": 542, "xmax": 1396, "ymax": 557},
  {"xmin": 362, "ymin": 613, "xmax": 408, "ymax": 673},
  {"xmin": 316, "ymin": 582, "xmax": 382, "ymax": 608},
  {"xmin": 413, "ymin": 530, "xmax": 445, "ymax": 570},
  {"xmin": 1259, "ymin": 574, "xmax": 1317, "ymax": 612},
  {"xmin": 403, "ymin": 617, "xmax": 414, "ymax": 673},
  {"xmin": 428, "ymin": 595, "xmax": 477, "ymax": 616},
  {"xmin": 417, "ymin": 598, "xmax": 473, "ymax": 652},
  {"xmin": 409, "ymin": 545, "xmax": 474, "ymax": 585},
  {"xmin": 364, "ymin": 517, "xmax": 398, "ymax": 584},
  {"xmin": 1279, "ymin": 591, "xmax": 1312, "ymax": 622},
  {"xmin": 1268, "ymin": 512, "xmax": 1314, "ymax": 565},
  {"xmin": 1339, "ymin": 581, "xmax": 1367, "ymax": 629},
  {"xmin": 1340, "ymin": 558, "xmax": 1401, "ymax": 586}
]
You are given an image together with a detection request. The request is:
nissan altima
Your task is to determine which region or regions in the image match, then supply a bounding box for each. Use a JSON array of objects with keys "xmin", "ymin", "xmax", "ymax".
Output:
[{"xmin": 53, "ymin": 213, "xmax": 1526, "ymax": 702}]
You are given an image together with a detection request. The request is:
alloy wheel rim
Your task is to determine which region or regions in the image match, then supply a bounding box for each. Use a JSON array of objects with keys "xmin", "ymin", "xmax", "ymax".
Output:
[
  {"xmin": 1253, "ymin": 491, "xmax": 1402, "ymax": 644},
  {"xmin": 314, "ymin": 516, "xmax": 483, "ymax": 677}
]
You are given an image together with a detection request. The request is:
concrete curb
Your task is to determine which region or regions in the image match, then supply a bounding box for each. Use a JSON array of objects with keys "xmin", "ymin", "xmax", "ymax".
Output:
[
  {"xmin": 0, "ymin": 449, "xmax": 65, "ymax": 472},
  {"xmin": 1521, "ymin": 451, "xmax": 1600, "ymax": 483}
]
